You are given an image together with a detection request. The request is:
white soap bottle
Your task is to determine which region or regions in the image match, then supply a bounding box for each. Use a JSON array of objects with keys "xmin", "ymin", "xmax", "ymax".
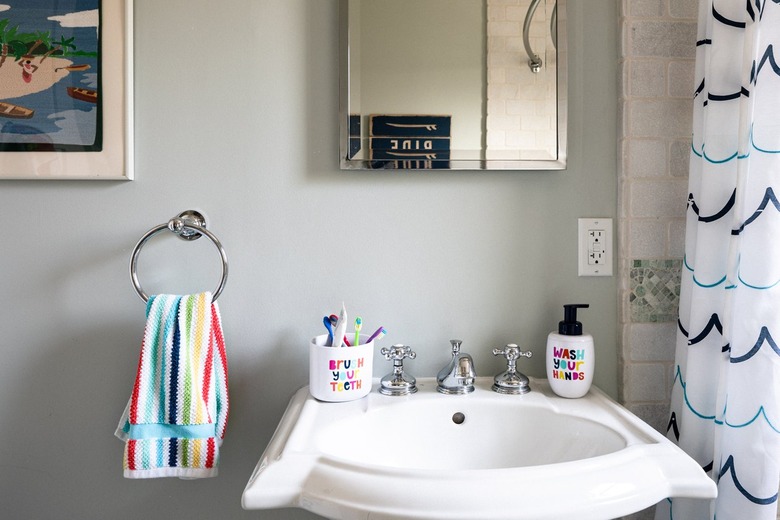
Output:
[{"xmin": 546, "ymin": 304, "xmax": 594, "ymax": 398}]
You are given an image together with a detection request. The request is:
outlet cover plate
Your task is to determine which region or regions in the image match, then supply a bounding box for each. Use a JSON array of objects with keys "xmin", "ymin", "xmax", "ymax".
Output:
[{"xmin": 578, "ymin": 218, "xmax": 613, "ymax": 276}]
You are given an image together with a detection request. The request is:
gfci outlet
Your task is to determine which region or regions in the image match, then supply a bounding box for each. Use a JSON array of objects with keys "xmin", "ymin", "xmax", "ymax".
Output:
[{"xmin": 578, "ymin": 218, "xmax": 613, "ymax": 277}]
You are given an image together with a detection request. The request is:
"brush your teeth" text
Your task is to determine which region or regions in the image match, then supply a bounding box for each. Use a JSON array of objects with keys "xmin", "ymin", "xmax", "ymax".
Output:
[{"xmin": 329, "ymin": 357, "xmax": 366, "ymax": 391}]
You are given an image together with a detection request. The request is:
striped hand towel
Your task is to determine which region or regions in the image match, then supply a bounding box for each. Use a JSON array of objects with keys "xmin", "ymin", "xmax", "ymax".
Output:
[{"xmin": 115, "ymin": 292, "xmax": 229, "ymax": 478}]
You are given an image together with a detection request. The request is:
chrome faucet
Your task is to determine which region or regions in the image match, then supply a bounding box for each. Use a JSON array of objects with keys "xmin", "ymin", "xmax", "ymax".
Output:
[
  {"xmin": 436, "ymin": 339, "xmax": 476, "ymax": 394},
  {"xmin": 492, "ymin": 344, "xmax": 532, "ymax": 395},
  {"xmin": 379, "ymin": 344, "xmax": 418, "ymax": 396}
]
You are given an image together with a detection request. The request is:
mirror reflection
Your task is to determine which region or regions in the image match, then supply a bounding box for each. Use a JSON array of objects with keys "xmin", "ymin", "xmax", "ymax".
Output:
[{"xmin": 340, "ymin": 0, "xmax": 566, "ymax": 170}]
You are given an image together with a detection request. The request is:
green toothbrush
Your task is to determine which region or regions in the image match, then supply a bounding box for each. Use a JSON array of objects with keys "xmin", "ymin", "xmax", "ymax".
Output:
[{"xmin": 354, "ymin": 316, "xmax": 362, "ymax": 347}]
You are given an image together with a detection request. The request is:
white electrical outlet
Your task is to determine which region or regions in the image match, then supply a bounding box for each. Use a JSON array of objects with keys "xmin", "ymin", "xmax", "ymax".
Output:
[{"xmin": 578, "ymin": 218, "xmax": 613, "ymax": 276}]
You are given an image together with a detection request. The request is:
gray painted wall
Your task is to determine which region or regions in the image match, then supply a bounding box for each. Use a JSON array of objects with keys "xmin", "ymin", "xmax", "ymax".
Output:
[{"xmin": 0, "ymin": 1, "xmax": 617, "ymax": 518}]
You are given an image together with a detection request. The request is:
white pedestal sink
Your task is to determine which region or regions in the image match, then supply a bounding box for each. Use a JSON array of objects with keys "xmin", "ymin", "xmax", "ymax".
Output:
[{"xmin": 242, "ymin": 377, "xmax": 716, "ymax": 520}]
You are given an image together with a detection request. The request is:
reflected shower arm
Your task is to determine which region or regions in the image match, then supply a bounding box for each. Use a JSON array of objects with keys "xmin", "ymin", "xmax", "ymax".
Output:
[{"xmin": 523, "ymin": 0, "xmax": 544, "ymax": 73}]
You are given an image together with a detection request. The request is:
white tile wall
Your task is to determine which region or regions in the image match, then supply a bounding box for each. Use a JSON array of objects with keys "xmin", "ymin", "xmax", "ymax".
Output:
[
  {"xmin": 486, "ymin": 0, "xmax": 558, "ymax": 160},
  {"xmin": 618, "ymin": 2, "xmax": 697, "ymax": 516},
  {"xmin": 618, "ymin": 0, "xmax": 696, "ymax": 411}
]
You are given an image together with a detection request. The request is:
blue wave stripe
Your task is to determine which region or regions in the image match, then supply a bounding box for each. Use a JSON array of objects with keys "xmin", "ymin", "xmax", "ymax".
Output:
[
  {"xmin": 690, "ymin": 143, "xmax": 751, "ymax": 163},
  {"xmin": 737, "ymin": 272, "xmax": 780, "ymax": 289},
  {"xmin": 675, "ymin": 366, "xmax": 780, "ymax": 432},
  {"xmin": 691, "ymin": 123, "xmax": 780, "ymax": 162},
  {"xmin": 723, "ymin": 405, "xmax": 780, "ymax": 434},
  {"xmin": 703, "ymin": 145, "xmax": 742, "ymax": 164},
  {"xmin": 683, "ymin": 257, "xmax": 780, "ymax": 291},
  {"xmin": 690, "ymin": 144, "xmax": 750, "ymax": 163},
  {"xmin": 748, "ymin": 122, "xmax": 780, "ymax": 154},
  {"xmin": 673, "ymin": 365, "xmax": 717, "ymax": 420},
  {"xmin": 684, "ymin": 254, "xmax": 694, "ymax": 272},
  {"xmin": 695, "ymin": 274, "xmax": 728, "ymax": 288}
]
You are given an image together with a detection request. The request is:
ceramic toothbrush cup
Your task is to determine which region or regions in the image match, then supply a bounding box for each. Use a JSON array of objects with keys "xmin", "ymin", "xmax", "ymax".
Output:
[{"xmin": 309, "ymin": 334, "xmax": 374, "ymax": 402}]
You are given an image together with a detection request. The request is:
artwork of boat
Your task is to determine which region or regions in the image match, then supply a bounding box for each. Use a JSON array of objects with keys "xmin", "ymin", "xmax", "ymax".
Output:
[
  {"xmin": 55, "ymin": 64, "xmax": 91, "ymax": 73},
  {"xmin": 67, "ymin": 87, "xmax": 98, "ymax": 103},
  {"xmin": 0, "ymin": 102, "xmax": 34, "ymax": 119}
]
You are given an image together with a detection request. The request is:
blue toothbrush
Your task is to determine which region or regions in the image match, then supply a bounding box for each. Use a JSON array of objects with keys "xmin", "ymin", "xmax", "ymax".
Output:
[{"xmin": 323, "ymin": 316, "xmax": 334, "ymax": 345}]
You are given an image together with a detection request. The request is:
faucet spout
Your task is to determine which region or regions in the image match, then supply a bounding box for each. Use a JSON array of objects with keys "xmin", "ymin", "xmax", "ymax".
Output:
[{"xmin": 437, "ymin": 339, "xmax": 476, "ymax": 394}]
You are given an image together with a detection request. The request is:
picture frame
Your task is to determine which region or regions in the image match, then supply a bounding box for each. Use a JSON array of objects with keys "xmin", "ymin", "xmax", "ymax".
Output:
[{"xmin": 0, "ymin": 0, "xmax": 133, "ymax": 180}]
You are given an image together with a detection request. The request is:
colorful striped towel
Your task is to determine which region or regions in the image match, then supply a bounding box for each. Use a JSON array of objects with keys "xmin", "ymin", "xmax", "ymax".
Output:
[{"xmin": 115, "ymin": 292, "xmax": 229, "ymax": 478}]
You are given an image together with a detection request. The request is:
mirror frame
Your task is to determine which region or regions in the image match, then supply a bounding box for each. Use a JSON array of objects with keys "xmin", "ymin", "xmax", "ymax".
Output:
[{"xmin": 339, "ymin": 0, "xmax": 567, "ymax": 171}]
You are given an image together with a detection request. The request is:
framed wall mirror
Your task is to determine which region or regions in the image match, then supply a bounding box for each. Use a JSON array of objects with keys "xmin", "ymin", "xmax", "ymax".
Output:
[{"xmin": 339, "ymin": 0, "xmax": 567, "ymax": 170}]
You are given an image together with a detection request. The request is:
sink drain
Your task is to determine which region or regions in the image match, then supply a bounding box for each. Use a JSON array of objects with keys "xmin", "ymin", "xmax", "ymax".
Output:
[{"xmin": 452, "ymin": 412, "xmax": 465, "ymax": 425}]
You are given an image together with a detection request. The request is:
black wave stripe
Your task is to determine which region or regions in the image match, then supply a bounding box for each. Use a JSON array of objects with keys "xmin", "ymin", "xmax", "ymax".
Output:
[
  {"xmin": 732, "ymin": 187, "xmax": 780, "ymax": 235},
  {"xmin": 722, "ymin": 343, "xmax": 731, "ymax": 353},
  {"xmin": 703, "ymin": 460, "xmax": 714, "ymax": 473},
  {"xmin": 688, "ymin": 193, "xmax": 699, "ymax": 215},
  {"xmin": 753, "ymin": 44, "xmax": 780, "ymax": 84},
  {"xmin": 694, "ymin": 78, "xmax": 706, "ymax": 98},
  {"xmin": 718, "ymin": 455, "xmax": 779, "ymax": 505},
  {"xmin": 712, "ymin": 4, "xmax": 747, "ymax": 28},
  {"xmin": 747, "ymin": 0, "xmax": 765, "ymax": 21},
  {"xmin": 667, "ymin": 412, "xmax": 680, "ymax": 441},
  {"xmin": 688, "ymin": 189, "xmax": 736, "ymax": 223},
  {"xmin": 678, "ymin": 318, "xmax": 689, "ymax": 338},
  {"xmin": 707, "ymin": 87, "xmax": 751, "ymax": 101},
  {"xmin": 731, "ymin": 326, "xmax": 780, "ymax": 362},
  {"xmin": 688, "ymin": 313, "xmax": 724, "ymax": 346},
  {"xmin": 697, "ymin": 39, "xmax": 713, "ymax": 46},
  {"xmin": 707, "ymin": 92, "xmax": 740, "ymax": 101}
]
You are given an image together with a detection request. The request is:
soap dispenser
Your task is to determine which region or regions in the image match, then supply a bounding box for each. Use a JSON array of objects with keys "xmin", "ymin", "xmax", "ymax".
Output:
[{"xmin": 546, "ymin": 304, "xmax": 594, "ymax": 398}]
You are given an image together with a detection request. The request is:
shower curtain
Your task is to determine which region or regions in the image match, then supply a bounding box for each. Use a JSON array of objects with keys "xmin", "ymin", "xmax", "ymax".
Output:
[{"xmin": 656, "ymin": 1, "xmax": 780, "ymax": 519}]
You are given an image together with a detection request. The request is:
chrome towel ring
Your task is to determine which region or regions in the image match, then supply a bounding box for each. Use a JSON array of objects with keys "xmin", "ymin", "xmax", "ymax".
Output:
[{"xmin": 129, "ymin": 210, "xmax": 229, "ymax": 302}]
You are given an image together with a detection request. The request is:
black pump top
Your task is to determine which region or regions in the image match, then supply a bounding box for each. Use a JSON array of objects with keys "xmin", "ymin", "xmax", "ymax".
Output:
[{"xmin": 559, "ymin": 304, "xmax": 590, "ymax": 335}]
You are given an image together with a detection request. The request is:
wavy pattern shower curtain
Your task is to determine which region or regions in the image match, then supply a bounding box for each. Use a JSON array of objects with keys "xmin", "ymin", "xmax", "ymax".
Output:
[{"xmin": 656, "ymin": 1, "xmax": 780, "ymax": 519}]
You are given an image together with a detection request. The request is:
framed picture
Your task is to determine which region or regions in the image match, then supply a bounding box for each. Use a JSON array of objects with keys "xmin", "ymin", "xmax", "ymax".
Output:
[{"xmin": 0, "ymin": 0, "xmax": 133, "ymax": 180}]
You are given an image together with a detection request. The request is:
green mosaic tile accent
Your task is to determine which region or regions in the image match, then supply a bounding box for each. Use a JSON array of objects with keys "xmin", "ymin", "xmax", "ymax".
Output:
[{"xmin": 630, "ymin": 259, "xmax": 682, "ymax": 323}]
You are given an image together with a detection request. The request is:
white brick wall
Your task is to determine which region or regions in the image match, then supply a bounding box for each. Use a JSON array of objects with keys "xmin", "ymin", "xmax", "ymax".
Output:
[
  {"xmin": 618, "ymin": 0, "xmax": 696, "ymax": 418},
  {"xmin": 618, "ymin": 2, "xmax": 697, "ymax": 518},
  {"xmin": 486, "ymin": 0, "xmax": 557, "ymax": 160}
]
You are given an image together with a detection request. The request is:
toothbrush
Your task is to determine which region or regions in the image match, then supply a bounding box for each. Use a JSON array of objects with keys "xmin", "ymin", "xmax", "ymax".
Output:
[
  {"xmin": 366, "ymin": 327, "xmax": 386, "ymax": 343},
  {"xmin": 332, "ymin": 303, "xmax": 348, "ymax": 348},
  {"xmin": 323, "ymin": 316, "xmax": 334, "ymax": 345},
  {"xmin": 354, "ymin": 317, "xmax": 362, "ymax": 347}
]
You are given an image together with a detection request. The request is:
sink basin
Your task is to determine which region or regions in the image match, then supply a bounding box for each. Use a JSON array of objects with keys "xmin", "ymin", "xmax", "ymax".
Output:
[
  {"xmin": 318, "ymin": 398, "xmax": 625, "ymax": 470},
  {"xmin": 242, "ymin": 378, "xmax": 716, "ymax": 520}
]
